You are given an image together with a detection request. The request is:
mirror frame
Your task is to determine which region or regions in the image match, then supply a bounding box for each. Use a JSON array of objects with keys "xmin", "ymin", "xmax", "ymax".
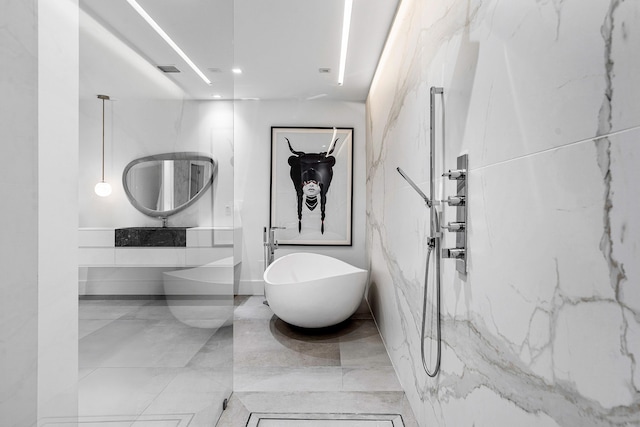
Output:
[{"xmin": 122, "ymin": 152, "xmax": 217, "ymax": 220}]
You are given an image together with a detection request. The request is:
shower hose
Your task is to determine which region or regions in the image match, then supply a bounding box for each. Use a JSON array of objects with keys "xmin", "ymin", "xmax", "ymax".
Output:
[{"xmin": 421, "ymin": 211, "xmax": 441, "ymax": 377}]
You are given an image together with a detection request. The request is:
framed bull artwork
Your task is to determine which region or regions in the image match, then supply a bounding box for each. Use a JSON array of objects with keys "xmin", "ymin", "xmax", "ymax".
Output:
[{"xmin": 270, "ymin": 126, "xmax": 353, "ymax": 246}]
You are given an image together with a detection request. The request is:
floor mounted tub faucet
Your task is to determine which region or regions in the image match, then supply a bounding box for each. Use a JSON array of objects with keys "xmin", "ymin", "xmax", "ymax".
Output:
[{"xmin": 263, "ymin": 226, "xmax": 285, "ymax": 270}]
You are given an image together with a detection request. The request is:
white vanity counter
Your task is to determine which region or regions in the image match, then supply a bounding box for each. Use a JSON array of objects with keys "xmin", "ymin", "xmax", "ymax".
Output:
[{"xmin": 79, "ymin": 226, "xmax": 236, "ymax": 267}]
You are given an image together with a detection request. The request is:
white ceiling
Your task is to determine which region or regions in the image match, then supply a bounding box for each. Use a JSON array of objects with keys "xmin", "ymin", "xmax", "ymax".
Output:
[{"xmin": 80, "ymin": 0, "xmax": 399, "ymax": 101}]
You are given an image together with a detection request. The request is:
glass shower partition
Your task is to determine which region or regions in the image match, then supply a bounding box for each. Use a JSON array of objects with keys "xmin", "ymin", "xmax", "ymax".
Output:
[{"xmin": 78, "ymin": 0, "xmax": 235, "ymax": 425}]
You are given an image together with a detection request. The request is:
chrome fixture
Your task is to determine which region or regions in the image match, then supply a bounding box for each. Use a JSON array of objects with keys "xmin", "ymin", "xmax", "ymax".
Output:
[
  {"xmin": 441, "ymin": 154, "xmax": 468, "ymax": 274},
  {"xmin": 442, "ymin": 221, "xmax": 465, "ymax": 232},
  {"xmin": 443, "ymin": 169, "xmax": 466, "ymax": 179},
  {"xmin": 443, "ymin": 195, "xmax": 465, "ymax": 206},
  {"xmin": 94, "ymin": 94, "xmax": 112, "ymax": 197},
  {"xmin": 263, "ymin": 226, "xmax": 285, "ymax": 270},
  {"xmin": 396, "ymin": 86, "xmax": 444, "ymax": 378},
  {"xmin": 442, "ymin": 248, "xmax": 465, "ymax": 259},
  {"xmin": 396, "ymin": 167, "xmax": 431, "ymax": 207}
]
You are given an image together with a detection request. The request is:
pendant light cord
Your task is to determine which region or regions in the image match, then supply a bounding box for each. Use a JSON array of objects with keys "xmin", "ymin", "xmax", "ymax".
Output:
[
  {"xmin": 101, "ymin": 97, "xmax": 105, "ymax": 182},
  {"xmin": 97, "ymin": 94, "xmax": 110, "ymax": 183}
]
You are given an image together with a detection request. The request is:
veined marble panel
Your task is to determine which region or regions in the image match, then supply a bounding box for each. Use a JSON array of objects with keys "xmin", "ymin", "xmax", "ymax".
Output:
[
  {"xmin": 369, "ymin": 132, "xmax": 640, "ymax": 426},
  {"xmin": 366, "ymin": 0, "xmax": 640, "ymax": 425},
  {"xmin": 370, "ymin": 0, "xmax": 640, "ymax": 171}
]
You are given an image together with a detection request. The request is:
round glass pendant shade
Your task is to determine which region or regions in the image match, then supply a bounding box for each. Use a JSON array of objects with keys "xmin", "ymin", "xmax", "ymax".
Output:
[{"xmin": 94, "ymin": 181, "xmax": 112, "ymax": 197}]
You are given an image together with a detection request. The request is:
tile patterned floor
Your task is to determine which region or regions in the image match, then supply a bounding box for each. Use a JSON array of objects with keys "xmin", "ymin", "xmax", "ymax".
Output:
[
  {"xmin": 219, "ymin": 296, "xmax": 418, "ymax": 426},
  {"xmin": 78, "ymin": 298, "xmax": 233, "ymax": 427},
  {"xmin": 78, "ymin": 296, "xmax": 417, "ymax": 426}
]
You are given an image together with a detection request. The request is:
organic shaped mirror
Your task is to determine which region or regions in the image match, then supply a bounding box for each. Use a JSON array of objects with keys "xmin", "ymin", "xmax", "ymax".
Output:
[{"xmin": 122, "ymin": 152, "xmax": 217, "ymax": 224}]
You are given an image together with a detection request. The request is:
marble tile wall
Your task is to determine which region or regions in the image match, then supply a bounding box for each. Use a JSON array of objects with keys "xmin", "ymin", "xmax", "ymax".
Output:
[{"xmin": 366, "ymin": 0, "xmax": 640, "ymax": 426}]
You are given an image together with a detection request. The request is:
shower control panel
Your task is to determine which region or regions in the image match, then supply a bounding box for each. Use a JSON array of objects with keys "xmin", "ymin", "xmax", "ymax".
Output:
[{"xmin": 442, "ymin": 154, "xmax": 468, "ymax": 274}]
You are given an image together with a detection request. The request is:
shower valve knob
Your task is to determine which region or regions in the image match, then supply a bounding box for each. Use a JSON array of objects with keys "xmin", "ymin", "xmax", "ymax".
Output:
[
  {"xmin": 442, "ymin": 222, "xmax": 465, "ymax": 232},
  {"xmin": 443, "ymin": 169, "xmax": 466, "ymax": 180},
  {"xmin": 442, "ymin": 248, "xmax": 465, "ymax": 259},
  {"xmin": 444, "ymin": 196, "xmax": 465, "ymax": 206}
]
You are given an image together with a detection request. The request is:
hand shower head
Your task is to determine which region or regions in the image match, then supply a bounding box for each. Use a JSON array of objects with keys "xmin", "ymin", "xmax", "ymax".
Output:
[{"xmin": 396, "ymin": 167, "xmax": 432, "ymax": 207}]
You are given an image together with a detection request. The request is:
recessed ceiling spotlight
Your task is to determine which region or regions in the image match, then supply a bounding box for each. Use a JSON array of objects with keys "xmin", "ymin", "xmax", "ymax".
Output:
[
  {"xmin": 232, "ymin": 68, "xmax": 243, "ymax": 74},
  {"xmin": 240, "ymin": 97, "xmax": 260, "ymax": 101},
  {"xmin": 318, "ymin": 68, "xmax": 331, "ymax": 74},
  {"xmin": 208, "ymin": 67, "xmax": 222, "ymax": 73},
  {"xmin": 212, "ymin": 94, "xmax": 222, "ymax": 99}
]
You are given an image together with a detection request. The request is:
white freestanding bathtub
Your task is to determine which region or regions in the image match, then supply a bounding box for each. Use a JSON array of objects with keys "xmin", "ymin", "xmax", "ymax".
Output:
[
  {"xmin": 162, "ymin": 256, "xmax": 237, "ymax": 328},
  {"xmin": 263, "ymin": 253, "xmax": 368, "ymax": 328}
]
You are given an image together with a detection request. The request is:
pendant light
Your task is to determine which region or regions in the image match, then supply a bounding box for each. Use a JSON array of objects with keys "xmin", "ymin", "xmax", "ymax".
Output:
[{"xmin": 94, "ymin": 94, "xmax": 112, "ymax": 197}]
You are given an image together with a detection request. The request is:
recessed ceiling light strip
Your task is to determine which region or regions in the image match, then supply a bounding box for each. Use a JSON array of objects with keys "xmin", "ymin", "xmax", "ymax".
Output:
[
  {"xmin": 125, "ymin": 0, "xmax": 212, "ymax": 85},
  {"xmin": 338, "ymin": 0, "xmax": 353, "ymax": 86}
]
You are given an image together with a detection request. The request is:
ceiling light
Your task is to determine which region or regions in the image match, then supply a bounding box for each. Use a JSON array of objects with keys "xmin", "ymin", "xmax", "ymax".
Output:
[
  {"xmin": 232, "ymin": 68, "xmax": 243, "ymax": 74},
  {"xmin": 338, "ymin": 0, "xmax": 353, "ymax": 86},
  {"xmin": 212, "ymin": 94, "xmax": 222, "ymax": 99},
  {"xmin": 95, "ymin": 95, "xmax": 112, "ymax": 197},
  {"xmin": 125, "ymin": 0, "xmax": 212, "ymax": 85}
]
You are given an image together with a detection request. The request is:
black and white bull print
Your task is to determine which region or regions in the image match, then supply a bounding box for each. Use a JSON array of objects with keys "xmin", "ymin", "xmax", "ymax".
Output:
[{"xmin": 286, "ymin": 137, "xmax": 338, "ymax": 234}]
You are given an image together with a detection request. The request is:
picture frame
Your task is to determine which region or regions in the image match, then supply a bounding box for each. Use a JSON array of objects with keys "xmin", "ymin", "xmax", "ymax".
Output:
[{"xmin": 270, "ymin": 126, "xmax": 353, "ymax": 246}]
